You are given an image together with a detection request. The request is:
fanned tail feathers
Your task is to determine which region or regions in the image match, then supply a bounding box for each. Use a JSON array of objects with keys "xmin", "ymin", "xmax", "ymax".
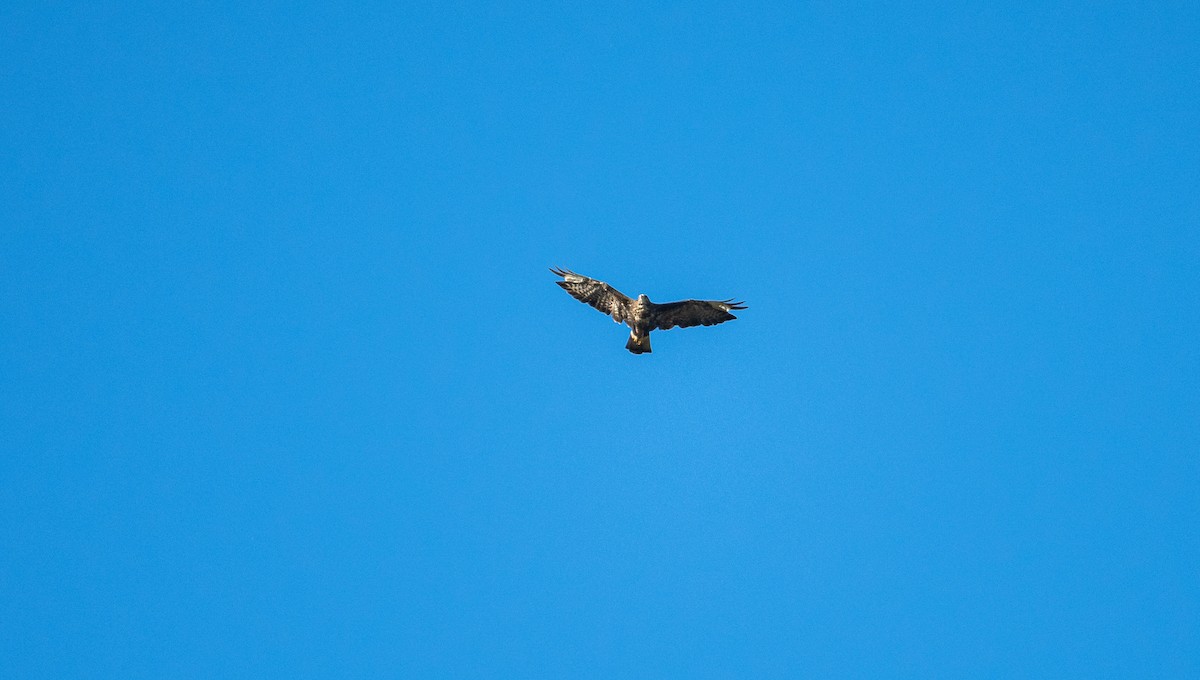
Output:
[{"xmin": 626, "ymin": 333, "xmax": 652, "ymax": 354}]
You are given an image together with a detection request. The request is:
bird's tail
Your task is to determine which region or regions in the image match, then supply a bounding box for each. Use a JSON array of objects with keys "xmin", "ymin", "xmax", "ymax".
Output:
[{"xmin": 626, "ymin": 332, "xmax": 652, "ymax": 354}]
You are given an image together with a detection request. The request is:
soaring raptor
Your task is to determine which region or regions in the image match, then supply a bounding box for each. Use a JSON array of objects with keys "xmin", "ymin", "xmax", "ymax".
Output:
[{"xmin": 551, "ymin": 267, "xmax": 746, "ymax": 354}]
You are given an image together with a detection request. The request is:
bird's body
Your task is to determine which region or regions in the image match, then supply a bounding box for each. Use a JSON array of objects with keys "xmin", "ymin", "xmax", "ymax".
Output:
[
  {"xmin": 551, "ymin": 268, "xmax": 746, "ymax": 354},
  {"xmin": 625, "ymin": 294, "xmax": 654, "ymax": 353}
]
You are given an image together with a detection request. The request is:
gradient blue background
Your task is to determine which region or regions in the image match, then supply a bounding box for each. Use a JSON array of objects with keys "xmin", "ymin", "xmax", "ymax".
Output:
[{"xmin": 3, "ymin": 2, "xmax": 1198, "ymax": 677}]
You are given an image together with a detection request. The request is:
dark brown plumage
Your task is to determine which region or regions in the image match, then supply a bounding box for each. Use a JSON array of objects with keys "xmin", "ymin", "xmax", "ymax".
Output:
[{"xmin": 551, "ymin": 267, "xmax": 746, "ymax": 354}]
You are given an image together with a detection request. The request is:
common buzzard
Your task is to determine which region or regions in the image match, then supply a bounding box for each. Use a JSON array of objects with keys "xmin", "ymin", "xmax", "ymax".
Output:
[{"xmin": 551, "ymin": 267, "xmax": 746, "ymax": 354}]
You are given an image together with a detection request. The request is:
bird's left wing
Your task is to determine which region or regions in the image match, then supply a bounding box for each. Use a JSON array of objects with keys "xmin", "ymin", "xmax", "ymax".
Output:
[
  {"xmin": 650, "ymin": 299, "xmax": 747, "ymax": 330},
  {"xmin": 551, "ymin": 267, "xmax": 633, "ymax": 323}
]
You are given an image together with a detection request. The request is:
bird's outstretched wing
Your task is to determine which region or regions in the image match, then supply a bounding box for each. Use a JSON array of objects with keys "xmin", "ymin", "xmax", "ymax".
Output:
[
  {"xmin": 650, "ymin": 299, "xmax": 747, "ymax": 330},
  {"xmin": 551, "ymin": 267, "xmax": 633, "ymax": 323}
]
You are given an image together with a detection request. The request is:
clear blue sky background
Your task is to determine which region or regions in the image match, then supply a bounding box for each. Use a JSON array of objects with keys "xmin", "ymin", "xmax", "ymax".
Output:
[{"xmin": 3, "ymin": 2, "xmax": 1198, "ymax": 677}]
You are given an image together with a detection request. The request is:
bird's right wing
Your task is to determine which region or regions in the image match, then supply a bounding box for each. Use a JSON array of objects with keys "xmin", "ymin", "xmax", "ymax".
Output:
[
  {"xmin": 551, "ymin": 267, "xmax": 633, "ymax": 323},
  {"xmin": 650, "ymin": 299, "xmax": 747, "ymax": 330}
]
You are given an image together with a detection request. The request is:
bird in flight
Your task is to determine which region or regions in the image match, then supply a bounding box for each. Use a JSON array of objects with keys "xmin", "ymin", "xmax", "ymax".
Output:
[{"xmin": 551, "ymin": 267, "xmax": 746, "ymax": 354}]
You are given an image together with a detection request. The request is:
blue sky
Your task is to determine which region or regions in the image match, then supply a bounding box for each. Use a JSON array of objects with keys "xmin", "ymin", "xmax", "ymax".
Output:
[{"xmin": 3, "ymin": 1, "xmax": 1198, "ymax": 677}]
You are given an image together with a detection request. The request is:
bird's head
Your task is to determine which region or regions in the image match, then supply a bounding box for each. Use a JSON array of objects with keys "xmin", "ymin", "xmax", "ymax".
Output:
[{"xmin": 637, "ymin": 294, "xmax": 650, "ymax": 305}]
